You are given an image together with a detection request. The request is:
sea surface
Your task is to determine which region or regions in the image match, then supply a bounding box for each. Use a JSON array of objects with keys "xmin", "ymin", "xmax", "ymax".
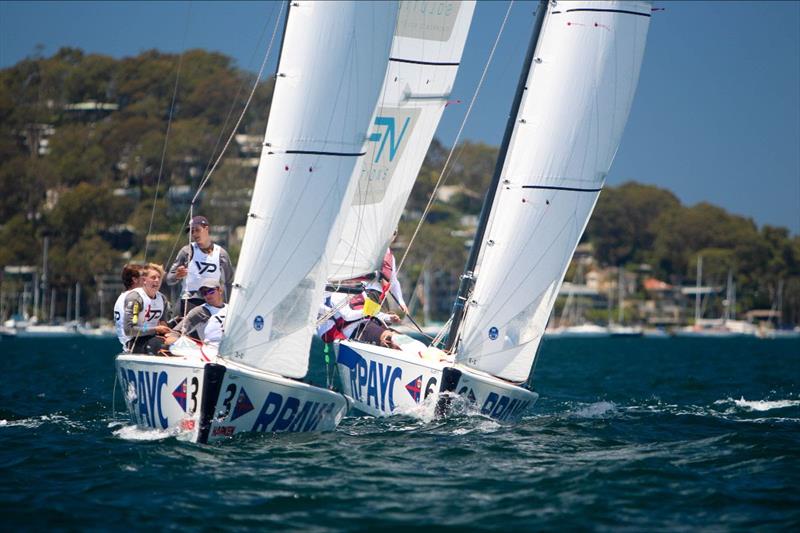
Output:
[{"xmin": 1, "ymin": 335, "xmax": 798, "ymax": 530}]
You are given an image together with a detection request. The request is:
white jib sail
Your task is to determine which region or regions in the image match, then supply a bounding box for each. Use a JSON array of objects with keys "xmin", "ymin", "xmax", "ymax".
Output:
[
  {"xmin": 456, "ymin": 1, "xmax": 651, "ymax": 382},
  {"xmin": 327, "ymin": 1, "xmax": 475, "ymax": 282},
  {"xmin": 219, "ymin": 1, "xmax": 398, "ymax": 378}
]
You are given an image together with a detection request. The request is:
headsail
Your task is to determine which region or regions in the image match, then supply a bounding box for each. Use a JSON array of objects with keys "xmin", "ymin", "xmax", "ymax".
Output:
[
  {"xmin": 220, "ymin": 1, "xmax": 398, "ymax": 378},
  {"xmin": 456, "ymin": 1, "xmax": 651, "ymax": 382},
  {"xmin": 327, "ymin": 1, "xmax": 475, "ymax": 282}
]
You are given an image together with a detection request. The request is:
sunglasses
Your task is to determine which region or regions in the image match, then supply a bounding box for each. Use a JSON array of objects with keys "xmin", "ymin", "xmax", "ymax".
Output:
[{"xmin": 200, "ymin": 288, "xmax": 218, "ymax": 296}]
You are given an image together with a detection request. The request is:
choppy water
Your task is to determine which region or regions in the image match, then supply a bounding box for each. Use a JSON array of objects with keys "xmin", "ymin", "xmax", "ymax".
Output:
[{"xmin": 1, "ymin": 336, "xmax": 798, "ymax": 530}]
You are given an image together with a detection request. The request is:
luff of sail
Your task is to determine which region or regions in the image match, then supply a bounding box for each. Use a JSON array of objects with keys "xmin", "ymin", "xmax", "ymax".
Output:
[
  {"xmin": 220, "ymin": 1, "xmax": 399, "ymax": 378},
  {"xmin": 456, "ymin": 1, "xmax": 652, "ymax": 382},
  {"xmin": 327, "ymin": 1, "xmax": 475, "ymax": 282}
]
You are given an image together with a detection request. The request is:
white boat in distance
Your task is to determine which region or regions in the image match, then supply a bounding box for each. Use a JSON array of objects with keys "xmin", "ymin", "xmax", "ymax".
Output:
[
  {"xmin": 115, "ymin": 1, "xmax": 398, "ymax": 443},
  {"xmin": 337, "ymin": 0, "xmax": 652, "ymax": 420},
  {"xmin": 1, "ymin": 318, "xmax": 80, "ymax": 338}
]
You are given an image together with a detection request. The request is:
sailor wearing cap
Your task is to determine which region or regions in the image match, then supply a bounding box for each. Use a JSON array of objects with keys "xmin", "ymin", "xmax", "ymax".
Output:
[
  {"xmin": 166, "ymin": 215, "xmax": 235, "ymax": 316},
  {"xmin": 170, "ymin": 278, "xmax": 228, "ymax": 347}
]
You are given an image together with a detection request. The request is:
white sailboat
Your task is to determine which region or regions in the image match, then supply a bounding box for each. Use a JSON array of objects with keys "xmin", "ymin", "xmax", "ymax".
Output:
[
  {"xmin": 338, "ymin": 0, "xmax": 651, "ymax": 420},
  {"xmin": 677, "ymin": 259, "xmax": 756, "ymax": 337},
  {"xmin": 115, "ymin": 1, "xmax": 398, "ymax": 443}
]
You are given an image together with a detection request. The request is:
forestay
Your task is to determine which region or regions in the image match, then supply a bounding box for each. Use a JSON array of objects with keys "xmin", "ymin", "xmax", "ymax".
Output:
[
  {"xmin": 220, "ymin": 1, "xmax": 398, "ymax": 378},
  {"xmin": 456, "ymin": 1, "xmax": 651, "ymax": 382},
  {"xmin": 327, "ymin": 1, "xmax": 475, "ymax": 282}
]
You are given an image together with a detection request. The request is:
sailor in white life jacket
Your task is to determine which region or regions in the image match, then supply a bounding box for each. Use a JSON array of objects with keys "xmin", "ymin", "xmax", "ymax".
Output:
[
  {"xmin": 318, "ymin": 290, "xmax": 401, "ymax": 346},
  {"xmin": 169, "ymin": 278, "xmax": 227, "ymax": 347},
  {"xmin": 113, "ymin": 263, "xmax": 143, "ymax": 348},
  {"xmin": 165, "ymin": 215, "xmax": 235, "ymax": 317},
  {"xmin": 123, "ymin": 263, "xmax": 173, "ymax": 355}
]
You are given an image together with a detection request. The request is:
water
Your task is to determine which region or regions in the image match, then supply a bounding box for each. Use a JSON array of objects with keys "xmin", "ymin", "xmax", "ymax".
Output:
[{"xmin": 1, "ymin": 336, "xmax": 798, "ymax": 530}]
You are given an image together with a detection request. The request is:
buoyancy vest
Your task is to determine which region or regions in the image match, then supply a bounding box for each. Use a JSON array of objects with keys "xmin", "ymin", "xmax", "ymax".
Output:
[
  {"xmin": 185, "ymin": 243, "xmax": 221, "ymax": 294},
  {"xmin": 114, "ymin": 290, "xmax": 130, "ymax": 346},
  {"xmin": 202, "ymin": 303, "xmax": 227, "ymax": 345},
  {"xmin": 132, "ymin": 287, "xmax": 166, "ymax": 331}
]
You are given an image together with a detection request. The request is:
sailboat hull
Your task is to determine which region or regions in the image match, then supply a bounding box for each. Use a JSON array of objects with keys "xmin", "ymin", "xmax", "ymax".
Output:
[
  {"xmin": 336, "ymin": 340, "xmax": 537, "ymax": 421},
  {"xmin": 115, "ymin": 352, "xmax": 348, "ymax": 443}
]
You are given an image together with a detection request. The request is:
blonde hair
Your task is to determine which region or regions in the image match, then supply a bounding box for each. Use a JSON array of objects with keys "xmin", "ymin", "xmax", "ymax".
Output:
[{"xmin": 146, "ymin": 263, "xmax": 165, "ymax": 278}]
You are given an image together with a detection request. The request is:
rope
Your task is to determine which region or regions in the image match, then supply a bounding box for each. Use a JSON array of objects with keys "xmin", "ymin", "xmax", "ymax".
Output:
[{"xmin": 394, "ymin": 0, "xmax": 515, "ymax": 278}]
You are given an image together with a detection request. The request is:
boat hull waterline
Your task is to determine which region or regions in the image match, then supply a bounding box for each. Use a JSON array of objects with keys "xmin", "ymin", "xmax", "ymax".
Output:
[
  {"xmin": 115, "ymin": 353, "xmax": 348, "ymax": 443},
  {"xmin": 336, "ymin": 340, "xmax": 538, "ymax": 421}
]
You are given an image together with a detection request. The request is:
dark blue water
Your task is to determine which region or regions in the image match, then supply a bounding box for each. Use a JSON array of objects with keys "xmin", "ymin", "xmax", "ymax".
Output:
[{"xmin": 1, "ymin": 336, "xmax": 798, "ymax": 530}]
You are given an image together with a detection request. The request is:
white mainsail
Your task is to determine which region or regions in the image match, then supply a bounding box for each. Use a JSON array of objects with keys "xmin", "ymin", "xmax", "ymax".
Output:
[
  {"xmin": 220, "ymin": 1, "xmax": 398, "ymax": 378},
  {"xmin": 327, "ymin": 0, "xmax": 475, "ymax": 282},
  {"xmin": 456, "ymin": 1, "xmax": 651, "ymax": 382}
]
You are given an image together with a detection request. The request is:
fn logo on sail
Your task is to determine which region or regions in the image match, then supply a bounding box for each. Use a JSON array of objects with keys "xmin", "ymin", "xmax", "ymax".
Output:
[{"xmin": 368, "ymin": 116, "xmax": 410, "ymax": 163}]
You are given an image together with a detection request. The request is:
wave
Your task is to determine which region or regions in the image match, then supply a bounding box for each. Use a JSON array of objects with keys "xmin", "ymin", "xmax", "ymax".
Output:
[
  {"xmin": 111, "ymin": 422, "xmax": 184, "ymax": 442},
  {"xmin": 731, "ymin": 397, "xmax": 800, "ymax": 412},
  {"xmin": 570, "ymin": 401, "xmax": 618, "ymax": 418},
  {"xmin": 0, "ymin": 414, "xmax": 85, "ymax": 430}
]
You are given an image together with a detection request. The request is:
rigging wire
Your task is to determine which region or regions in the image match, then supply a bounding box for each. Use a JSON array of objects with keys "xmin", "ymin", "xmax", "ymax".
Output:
[
  {"xmin": 174, "ymin": 1, "xmax": 285, "ymax": 328},
  {"xmin": 142, "ymin": 2, "xmax": 193, "ymax": 263},
  {"xmin": 190, "ymin": 2, "xmax": 284, "ymax": 208},
  {"xmin": 162, "ymin": 2, "xmax": 280, "ymax": 269}
]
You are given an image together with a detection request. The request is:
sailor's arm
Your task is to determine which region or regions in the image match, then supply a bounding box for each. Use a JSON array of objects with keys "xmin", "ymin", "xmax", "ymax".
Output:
[
  {"xmin": 160, "ymin": 293, "xmax": 173, "ymax": 325},
  {"xmin": 219, "ymin": 247, "xmax": 235, "ymax": 302},
  {"xmin": 174, "ymin": 306, "xmax": 211, "ymax": 338},
  {"xmin": 123, "ymin": 292, "xmax": 150, "ymax": 337},
  {"xmin": 165, "ymin": 245, "xmax": 191, "ymax": 286}
]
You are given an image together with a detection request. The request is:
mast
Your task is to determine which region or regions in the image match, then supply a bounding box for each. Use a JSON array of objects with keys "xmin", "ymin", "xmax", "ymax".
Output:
[
  {"xmin": 444, "ymin": 0, "xmax": 548, "ymax": 352},
  {"xmin": 694, "ymin": 255, "xmax": 702, "ymax": 324}
]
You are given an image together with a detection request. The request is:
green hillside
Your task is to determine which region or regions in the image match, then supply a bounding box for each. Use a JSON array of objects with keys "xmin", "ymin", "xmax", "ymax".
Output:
[{"xmin": 1, "ymin": 48, "xmax": 798, "ymax": 326}]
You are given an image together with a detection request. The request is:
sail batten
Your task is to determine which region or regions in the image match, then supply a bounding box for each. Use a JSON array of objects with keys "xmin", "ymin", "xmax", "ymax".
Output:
[
  {"xmin": 219, "ymin": 1, "xmax": 399, "ymax": 378},
  {"xmin": 455, "ymin": 0, "xmax": 651, "ymax": 383},
  {"xmin": 327, "ymin": 1, "xmax": 475, "ymax": 283}
]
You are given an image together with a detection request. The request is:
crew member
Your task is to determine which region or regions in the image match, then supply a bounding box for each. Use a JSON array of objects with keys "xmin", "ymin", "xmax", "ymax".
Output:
[
  {"xmin": 166, "ymin": 215, "xmax": 234, "ymax": 317},
  {"xmin": 113, "ymin": 263, "xmax": 142, "ymax": 348},
  {"xmin": 171, "ymin": 278, "xmax": 227, "ymax": 347},
  {"xmin": 124, "ymin": 263, "xmax": 172, "ymax": 354}
]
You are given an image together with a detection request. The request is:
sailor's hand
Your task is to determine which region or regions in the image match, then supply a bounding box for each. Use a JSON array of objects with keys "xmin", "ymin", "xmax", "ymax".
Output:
[
  {"xmin": 175, "ymin": 265, "xmax": 188, "ymax": 279},
  {"xmin": 155, "ymin": 324, "xmax": 172, "ymax": 335},
  {"xmin": 386, "ymin": 313, "xmax": 401, "ymax": 324},
  {"xmin": 399, "ymin": 303, "xmax": 409, "ymax": 315}
]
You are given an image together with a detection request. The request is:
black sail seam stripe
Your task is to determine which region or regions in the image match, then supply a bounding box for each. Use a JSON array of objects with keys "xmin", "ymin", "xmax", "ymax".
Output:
[
  {"xmin": 560, "ymin": 8, "xmax": 651, "ymax": 18},
  {"xmin": 389, "ymin": 57, "xmax": 460, "ymax": 67},
  {"xmin": 283, "ymin": 150, "xmax": 365, "ymax": 157},
  {"xmin": 521, "ymin": 185, "xmax": 602, "ymax": 192}
]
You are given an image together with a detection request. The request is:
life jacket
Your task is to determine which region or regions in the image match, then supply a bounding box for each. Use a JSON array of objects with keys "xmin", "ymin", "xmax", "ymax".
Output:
[
  {"xmin": 132, "ymin": 287, "xmax": 167, "ymax": 331},
  {"xmin": 113, "ymin": 290, "xmax": 130, "ymax": 347},
  {"xmin": 185, "ymin": 242, "xmax": 221, "ymax": 295},
  {"xmin": 202, "ymin": 303, "xmax": 227, "ymax": 345}
]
